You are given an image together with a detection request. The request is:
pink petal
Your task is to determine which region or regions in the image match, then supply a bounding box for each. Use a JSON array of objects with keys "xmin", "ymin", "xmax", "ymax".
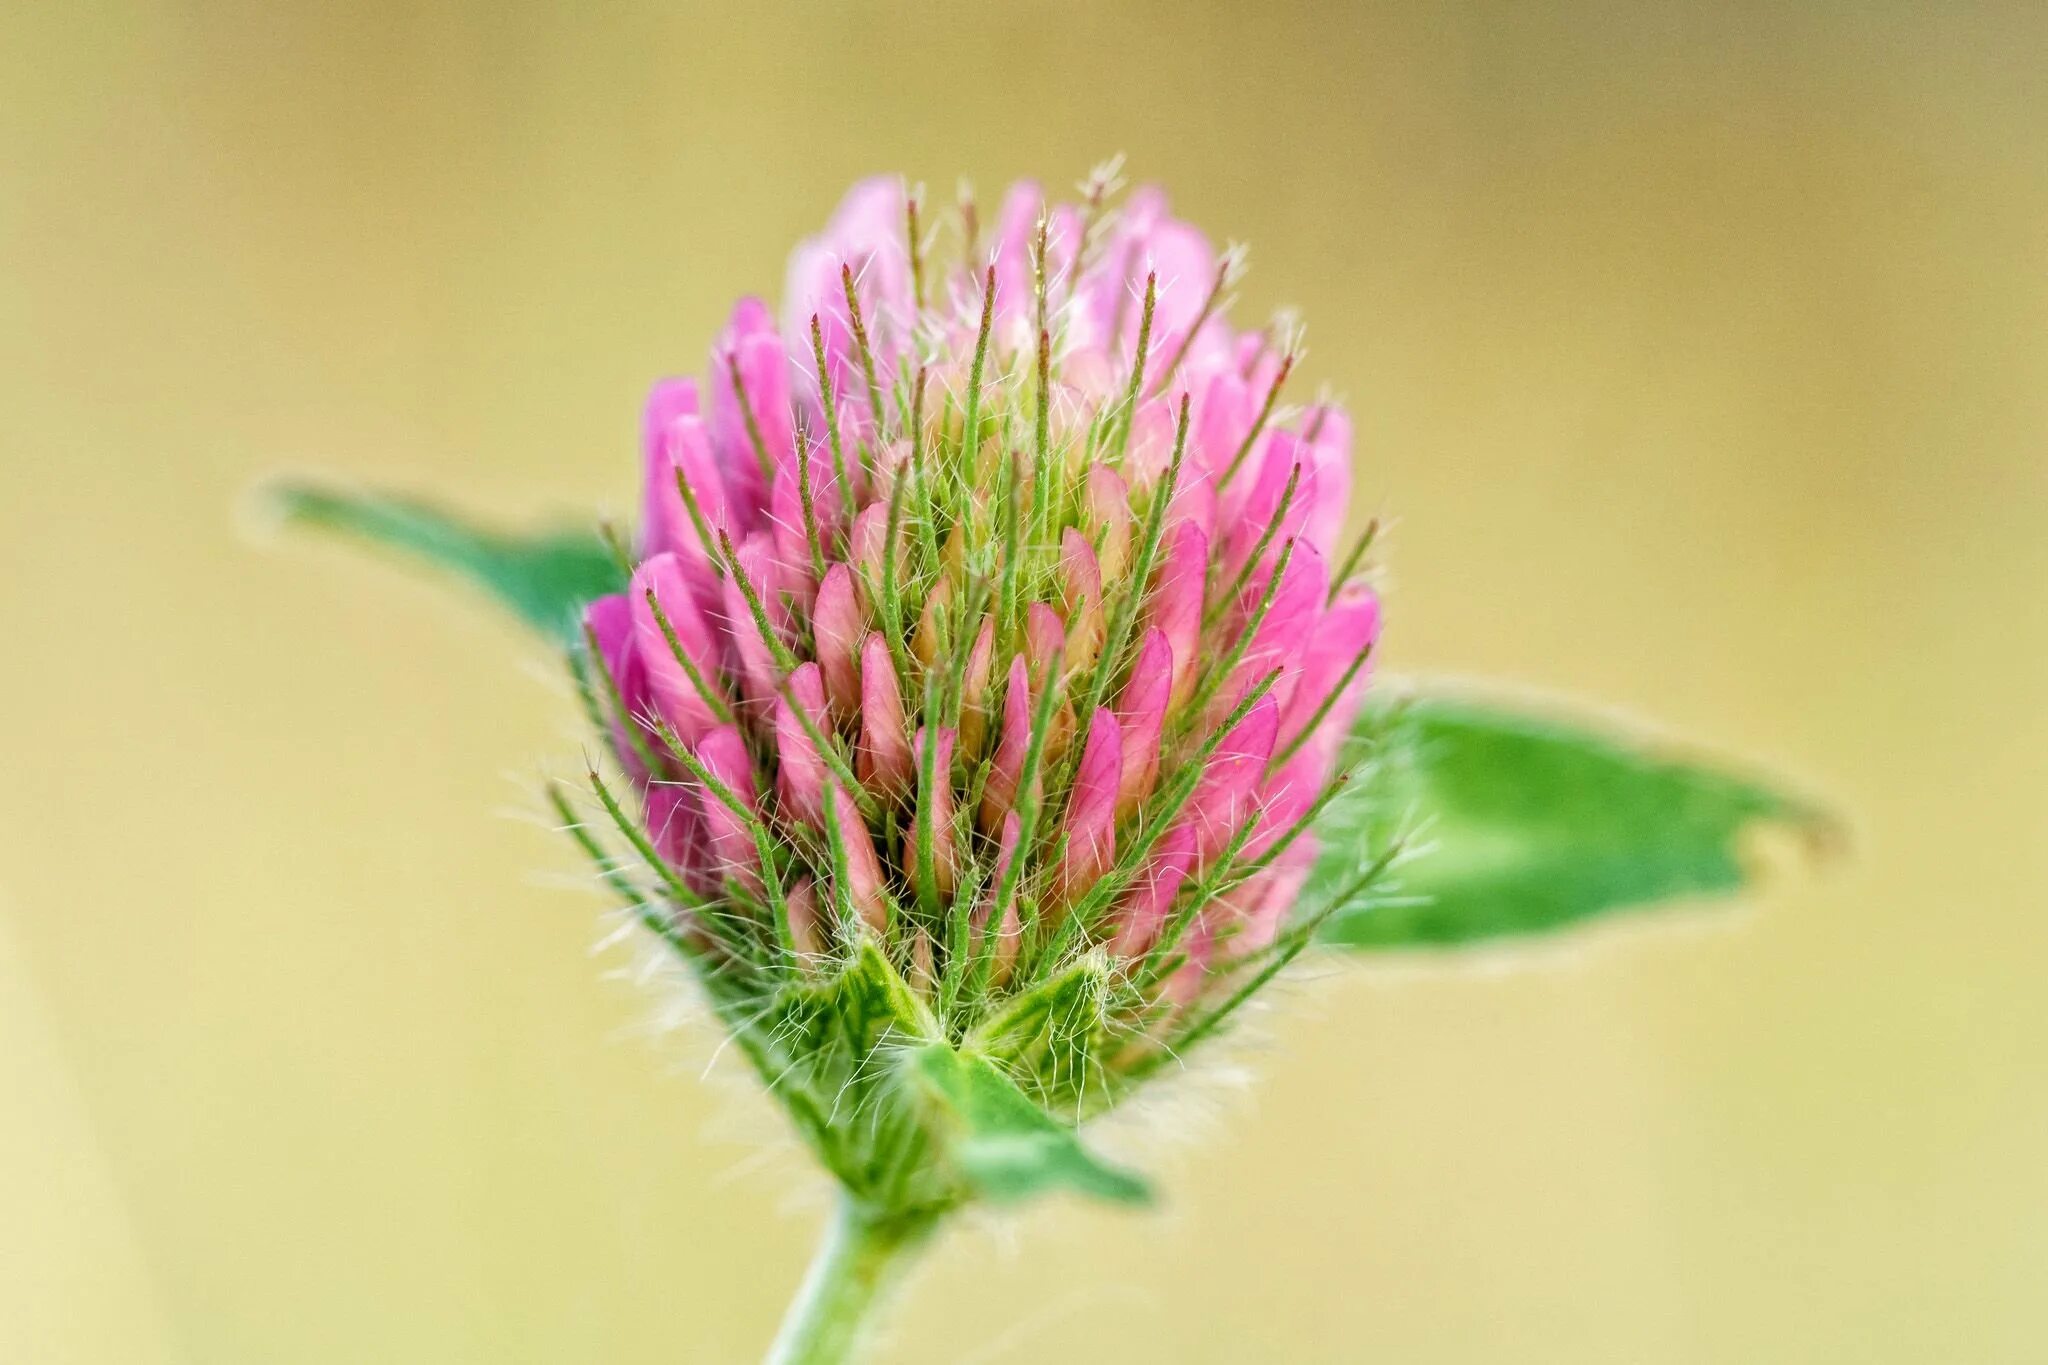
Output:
[
  {"xmin": 1235, "ymin": 329, "xmax": 1283, "ymax": 383},
  {"xmin": 783, "ymin": 177, "xmax": 912, "ymax": 398},
  {"xmin": 1150, "ymin": 520, "xmax": 1208, "ymax": 706},
  {"xmin": 773, "ymin": 663, "xmax": 831, "ymax": 829},
  {"xmin": 1226, "ymin": 428, "xmax": 1325, "ymax": 573},
  {"xmin": 694, "ymin": 725, "xmax": 762, "ymax": 894},
  {"xmin": 1227, "ymin": 540, "xmax": 1330, "ymax": 723},
  {"xmin": 584, "ymin": 593, "xmax": 653, "ymax": 783},
  {"xmin": 1060, "ymin": 528, "xmax": 1104, "ymax": 672},
  {"xmin": 812, "ymin": 563, "xmax": 864, "ymax": 723},
  {"xmin": 769, "ymin": 427, "xmax": 847, "ymax": 597},
  {"xmin": 958, "ymin": 617, "xmax": 997, "ymax": 759},
  {"xmin": 1228, "ymin": 838, "xmax": 1315, "ymax": 958},
  {"xmin": 718, "ymin": 533, "xmax": 788, "ymax": 714},
  {"xmin": 1084, "ymin": 465, "xmax": 1133, "ymax": 582},
  {"xmin": 1138, "ymin": 217, "xmax": 1217, "ymax": 342},
  {"xmin": 1112, "ymin": 822, "xmax": 1196, "ymax": 958},
  {"xmin": 638, "ymin": 378, "xmax": 701, "ymax": 561},
  {"xmin": 1057, "ymin": 707, "xmax": 1121, "ymax": 905},
  {"xmin": 629, "ymin": 553, "xmax": 726, "ymax": 747},
  {"xmin": 994, "ymin": 807, "xmax": 1024, "ymax": 883},
  {"xmin": 847, "ymin": 501, "xmax": 891, "ymax": 615},
  {"xmin": 708, "ymin": 298, "xmax": 792, "ymax": 511},
  {"xmin": 1080, "ymin": 187, "xmax": 1214, "ymax": 355},
  {"xmin": 1168, "ymin": 457, "xmax": 1219, "ymax": 543},
  {"xmin": 1299, "ymin": 408, "xmax": 1352, "ymax": 555},
  {"xmin": 1157, "ymin": 933, "xmax": 1212, "ymax": 1009},
  {"xmin": 828, "ymin": 784, "xmax": 887, "ymax": 933},
  {"xmin": 1119, "ymin": 394, "xmax": 1184, "ymax": 489},
  {"xmin": 1204, "ymin": 747, "xmax": 1327, "ymax": 944},
  {"xmin": 1279, "ymin": 585, "xmax": 1380, "ymax": 760},
  {"xmin": 1247, "ymin": 749, "xmax": 1325, "ymax": 863},
  {"xmin": 1191, "ymin": 368, "xmax": 1253, "ymax": 479},
  {"xmin": 978, "ymin": 655, "xmax": 1032, "ymax": 833},
  {"xmin": 1115, "ymin": 628, "xmax": 1173, "ymax": 820},
  {"xmin": 658, "ymin": 415, "xmax": 748, "ymax": 611},
  {"xmin": 1110, "ymin": 694, "xmax": 1278, "ymax": 958},
  {"xmin": 976, "ymin": 811, "xmax": 1026, "ymax": 984},
  {"xmin": 1184, "ymin": 692, "xmax": 1280, "ymax": 864},
  {"xmin": 643, "ymin": 779, "xmax": 698, "ymax": 873},
  {"xmin": 856, "ymin": 633, "xmax": 913, "ymax": 799},
  {"xmin": 583, "ymin": 592, "xmax": 635, "ymax": 684},
  {"xmin": 986, "ymin": 179, "xmax": 1044, "ymax": 345},
  {"xmin": 784, "ymin": 877, "xmax": 825, "ymax": 957},
  {"xmin": 1024, "ymin": 601, "xmax": 1066, "ymax": 686}
]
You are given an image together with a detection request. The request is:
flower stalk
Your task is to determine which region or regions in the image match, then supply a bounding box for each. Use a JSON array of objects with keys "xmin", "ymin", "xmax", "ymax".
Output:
[{"xmin": 767, "ymin": 1198, "xmax": 944, "ymax": 1365}]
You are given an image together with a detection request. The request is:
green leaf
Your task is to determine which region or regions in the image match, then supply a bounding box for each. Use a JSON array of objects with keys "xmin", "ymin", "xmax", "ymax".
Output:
[
  {"xmin": 1314, "ymin": 686, "xmax": 1835, "ymax": 949},
  {"xmin": 264, "ymin": 481, "xmax": 626, "ymax": 643},
  {"xmin": 904, "ymin": 1043, "xmax": 1151, "ymax": 1207}
]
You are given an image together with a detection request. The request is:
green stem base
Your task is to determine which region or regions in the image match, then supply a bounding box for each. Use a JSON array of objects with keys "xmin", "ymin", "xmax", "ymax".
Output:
[{"xmin": 765, "ymin": 1197, "xmax": 944, "ymax": 1365}]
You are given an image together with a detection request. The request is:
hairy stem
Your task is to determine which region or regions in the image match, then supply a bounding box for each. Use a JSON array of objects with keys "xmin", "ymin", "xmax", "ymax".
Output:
[{"xmin": 764, "ymin": 1197, "xmax": 943, "ymax": 1365}]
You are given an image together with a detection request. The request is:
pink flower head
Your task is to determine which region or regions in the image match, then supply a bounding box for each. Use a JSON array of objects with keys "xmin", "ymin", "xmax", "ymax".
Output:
[{"xmin": 580, "ymin": 171, "xmax": 1380, "ymax": 1067}]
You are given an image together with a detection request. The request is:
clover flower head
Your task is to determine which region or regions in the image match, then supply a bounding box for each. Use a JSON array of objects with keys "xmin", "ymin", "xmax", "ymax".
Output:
[{"xmin": 573, "ymin": 169, "xmax": 1380, "ymax": 1210}]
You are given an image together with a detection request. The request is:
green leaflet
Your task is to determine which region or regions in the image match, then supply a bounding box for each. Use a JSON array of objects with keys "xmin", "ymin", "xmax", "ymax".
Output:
[
  {"xmin": 904, "ymin": 1043, "xmax": 1151, "ymax": 1207},
  {"xmin": 265, "ymin": 482, "xmax": 626, "ymax": 643},
  {"xmin": 1312, "ymin": 688, "xmax": 1835, "ymax": 949}
]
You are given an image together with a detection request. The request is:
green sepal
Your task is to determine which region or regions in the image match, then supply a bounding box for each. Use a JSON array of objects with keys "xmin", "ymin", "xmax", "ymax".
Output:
[
  {"xmin": 904, "ymin": 1042, "xmax": 1152, "ymax": 1207},
  {"xmin": 1313, "ymin": 686, "xmax": 1835, "ymax": 949},
  {"xmin": 718, "ymin": 940, "xmax": 1147, "ymax": 1213},
  {"xmin": 969, "ymin": 952, "xmax": 1123, "ymax": 1120},
  {"xmin": 264, "ymin": 481, "xmax": 626, "ymax": 643},
  {"xmin": 769, "ymin": 938, "xmax": 939, "ymax": 1076},
  {"xmin": 721, "ymin": 939, "xmax": 950, "ymax": 1212}
]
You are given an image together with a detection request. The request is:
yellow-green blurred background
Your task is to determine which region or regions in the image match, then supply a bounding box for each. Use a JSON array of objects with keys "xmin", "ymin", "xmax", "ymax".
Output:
[{"xmin": 5, "ymin": 2, "xmax": 2044, "ymax": 1361}]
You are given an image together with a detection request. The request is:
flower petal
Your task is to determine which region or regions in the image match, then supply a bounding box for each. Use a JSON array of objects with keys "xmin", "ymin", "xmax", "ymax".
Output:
[
  {"xmin": 857, "ymin": 632, "xmax": 913, "ymax": 799},
  {"xmin": 639, "ymin": 378, "xmax": 701, "ymax": 561},
  {"xmin": 718, "ymin": 533, "xmax": 789, "ymax": 714},
  {"xmin": 694, "ymin": 724, "xmax": 762, "ymax": 894},
  {"xmin": 1184, "ymin": 692, "xmax": 1280, "ymax": 864},
  {"xmin": 828, "ymin": 783, "xmax": 887, "ymax": 933},
  {"xmin": 630, "ymin": 553, "xmax": 726, "ymax": 746},
  {"xmin": 709, "ymin": 298, "xmax": 792, "ymax": 511},
  {"xmin": 813, "ymin": 562, "xmax": 864, "ymax": 723},
  {"xmin": 1060, "ymin": 529, "xmax": 1105, "ymax": 674},
  {"xmin": 783, "ymin": 177, "xmax": 912, "ymax": 397},
  {"xmin": 1150, "ymin": 520, "xmax": 1208, "ymax": 706},
  {"xmin": 1057, "ymin": 707, "xmax": 1121, "ymax": 905},
  {"xmin": 978, "ymin": 655, "xmax": 1032, "ymax": 834},
  {"xmin": 773, "ymin": 662, "xmax": 831, "ymax": 829},
  {"xmin": 1279, "ymin": 584, "xmax": 1380, "ymax": 762},
  {"xmin": 1115, "ymin": 628, "xmax": 1173, "ymax": 820}
]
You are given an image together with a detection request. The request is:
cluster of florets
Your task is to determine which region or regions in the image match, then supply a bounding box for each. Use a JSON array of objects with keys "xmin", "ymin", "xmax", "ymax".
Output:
[{"xmin": 574, "ymin": 170, "xmax": 1379, "ymax": 1087}]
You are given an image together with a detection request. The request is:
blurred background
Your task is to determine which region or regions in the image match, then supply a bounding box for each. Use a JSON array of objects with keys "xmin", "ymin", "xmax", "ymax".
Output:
[{"xmin": 4, "ymin": 2, "xmax": 2044, "ymax": 1361}]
